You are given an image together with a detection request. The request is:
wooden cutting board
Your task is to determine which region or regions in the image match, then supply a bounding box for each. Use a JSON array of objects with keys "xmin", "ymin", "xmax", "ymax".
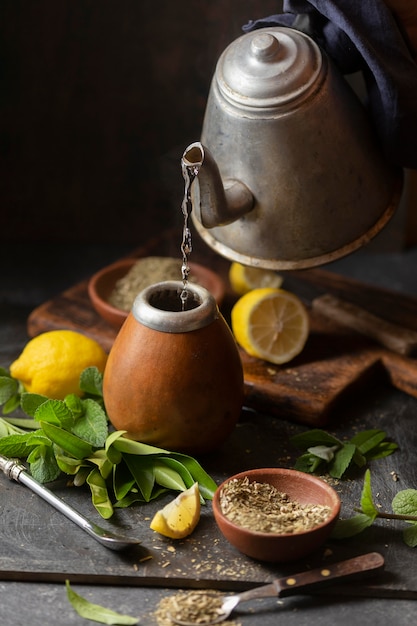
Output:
[{"xmin": 27, "ymin": 229, "xmax": 417, "ymax": 426}]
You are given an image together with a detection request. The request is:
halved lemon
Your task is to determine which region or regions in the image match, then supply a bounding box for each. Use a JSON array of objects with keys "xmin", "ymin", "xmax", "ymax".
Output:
[
  {"xmin": 149, "ymin": 482, "xmax": 201, "ymax": 539},
  {"xmin": 231, "ymin": 287, "xmax": 309, "ymax": 365},
  {"xmin": 229, "ymin": 262, "xmax": 283, "ymax": 295}
]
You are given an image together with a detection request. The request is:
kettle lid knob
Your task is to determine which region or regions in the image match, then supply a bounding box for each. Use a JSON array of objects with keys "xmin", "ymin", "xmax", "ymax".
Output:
[
  {"xmin": 250, "ymin": 32, "xmax": 280, "ymax": 60},
  {"xmin": 217, "ymin": 27, "xmax": 324, "ymax": 109}
]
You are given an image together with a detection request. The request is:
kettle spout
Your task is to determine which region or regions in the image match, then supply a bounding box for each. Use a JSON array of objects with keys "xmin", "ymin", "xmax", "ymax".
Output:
[{"xmin": 182, "ymin": 142, "xmax": 254, "ymax": 228}]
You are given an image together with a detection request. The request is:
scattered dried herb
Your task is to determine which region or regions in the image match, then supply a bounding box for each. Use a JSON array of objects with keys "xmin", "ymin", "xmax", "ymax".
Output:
[
  {"xmin": 220, "ymin": 477, "xmax": 331, "ymax": 534},
  {"xmin": 332, "ymin": 469, "xmax": 417, "ymax": 547},
  {"xmin": 290, "ymin": 428, "xmax": 398, "ymax": 479},
  {"xmin": 154, "ymin": 590, "xmax": 240, "ymax": 626}
]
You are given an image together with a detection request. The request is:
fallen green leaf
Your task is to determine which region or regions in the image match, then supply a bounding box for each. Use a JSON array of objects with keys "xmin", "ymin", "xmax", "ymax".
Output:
[
  {"xmin": 66, "ymin": 580, "xmax": 139, "ymax": 624},
  {"xmin": 332, "ymin": 513, "xmax": 375, "ymax": 539}
]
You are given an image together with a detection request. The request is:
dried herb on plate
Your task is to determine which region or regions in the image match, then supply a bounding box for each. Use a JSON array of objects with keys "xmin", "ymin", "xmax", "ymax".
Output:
[{"xmin": 219, "ymin": 476, "xmax": 331, "ymax": 534}]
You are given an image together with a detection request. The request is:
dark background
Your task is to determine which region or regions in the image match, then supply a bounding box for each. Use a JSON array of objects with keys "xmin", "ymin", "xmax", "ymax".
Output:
[
  {"xmin": 0, "ymin": 1, "xmax": 281, "ymax": 245},
  {"xmin": 1, "ymin": 0, "xmax": 416, "ymax": 251}
]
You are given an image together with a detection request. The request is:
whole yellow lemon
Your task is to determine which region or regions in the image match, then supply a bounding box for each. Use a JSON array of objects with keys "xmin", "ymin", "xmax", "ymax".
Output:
[{"xmin": 10, "ymin": 330, "xmax": 108, "ymax": 399}]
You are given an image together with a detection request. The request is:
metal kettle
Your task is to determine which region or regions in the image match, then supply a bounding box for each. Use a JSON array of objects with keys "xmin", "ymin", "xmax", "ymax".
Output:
[{"xmin": 185, "ymin": 27, "xmax": 402, "ymax": 270}]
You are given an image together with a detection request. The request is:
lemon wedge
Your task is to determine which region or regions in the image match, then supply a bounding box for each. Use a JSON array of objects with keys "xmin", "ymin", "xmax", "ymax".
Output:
[
  {"xmin": 150, "ymin": 483, "xmax": 201, "ymax": 539},
  {"xmin": 231, "ymin": 287, "xmax": 309, "ymax": 365},
  {"xmin": 229, "ymin": 262, "xmax": 283, "ymax": 295}
]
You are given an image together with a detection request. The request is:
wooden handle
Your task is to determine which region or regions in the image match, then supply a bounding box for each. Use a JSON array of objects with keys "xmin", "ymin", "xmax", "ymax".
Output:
[
  {"xmin": 381, "ymin": 351, "xmax": 417, "ymax": 399},
  {"xmin": 312, "ymin": 293, "xmax": 417, "ymax": 356},
  {"xmin": 275, "ymin": 552, "xmax": 385, "ymax": 598}
]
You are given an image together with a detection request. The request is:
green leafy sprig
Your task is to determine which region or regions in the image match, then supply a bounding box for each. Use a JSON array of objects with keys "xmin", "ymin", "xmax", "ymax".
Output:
[
  {"xmin": 290, "ymin": 428, "xmax": 398, "ymax": 479},
  {"xmin": 66, "ymin": 581, "xmax": 138, "ymax": 625},
  {"xmin": 0, "ymin": 367, "xmax": 217, "ymax": 519},
  {"xmin": 333, "ymin": 469, "xmax": 417, "ymax": 548}
]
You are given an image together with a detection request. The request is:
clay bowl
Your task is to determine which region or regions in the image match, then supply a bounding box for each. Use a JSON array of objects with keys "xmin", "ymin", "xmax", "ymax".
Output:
[
  {"xmin": 212, "ymin": 468, "xmax": 341, "ymax": 563},
  {"xmin": 88, "ymin": 257, "xmax": 227, "ymax": 329}
]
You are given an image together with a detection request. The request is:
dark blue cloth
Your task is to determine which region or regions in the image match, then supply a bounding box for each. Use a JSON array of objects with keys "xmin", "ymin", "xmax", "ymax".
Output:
[{"xmin": 243, "ymin": 1, "xmax": 417, "ymax": 170}]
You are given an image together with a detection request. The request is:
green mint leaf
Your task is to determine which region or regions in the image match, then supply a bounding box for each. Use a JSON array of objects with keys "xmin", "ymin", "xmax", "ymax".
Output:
[
  {"xmin": 55, "ymin": 452, "xmax": 85, "ymax": 476},
  {"xmin": 40, "ymin": 421, "xmax": 94, "ymax": 459},
  {"xmin": 307, "ymin": 444, "xmax": 338, "ymax": 462},
  {"xmin": 72, "ymin": 399, "xmax": 108, "ymax": 448},
  {"xmin": 3, "ymin": 416, "xmax": 39, "ymax": 431},
  {"xmin": 65, "ymin": 580, "xmax": 139, "ymax": 624},
  {"xmin": 35, "ymin": 399, "xmax": 74, "ymax": 430},
  {"xmin": 158, "ymin": 456, "xmax": 197, "ymax": 491},
  {"xmin": 105, "ymin": 430, "xmax": 125, "ymax": 464},
  {"xmin": 329, "ymin": 443, "xmax": 356, "ymax": 479},
  {"xmin": 365, "ymin": 441, "xmax": 398, "ymax": 460},
  {"xmin": 86, "ymin": 468, "xmax": 113, "ymax": 519},
  {"xmin": 402, "ymin": 525, "xmax": 417, "ymax": 548},
  {"xmin": 0, "ymin": 376, "xmax": 19, "ymax": 405},
  {"xmin": 20, "ymin": 392, "xmax": 49, "ymax": 417},
  {"xmin": 86, "ymin": 449, "xmax": 113, "ymax": 480},
  {"xmin": 0, "ymin": 419, "xmax": 10, "ymax": 438},
  {"xmin": 79, "ymin": 367, "xmax": 104, "ymax": 398},
  {"xmin": 114, "ymin": 492, "xmax": 147, "ymax": 508},
  {"xmin": 331, "ymin": 513, "xmax": 375, "ymax": 539},
  {"xmin": 0, "ymin": 432, "xmax": 35, "ymax": 457},
  {"xmin": 293, "ymin": 452, "xmax": 324, "ymax": 474},
  {"xmin": 392, "ymin": 489, "xmax": 417, "ymax": 518},
  {"xmin": 112, "ymin": 435, "xmax": 170, "ymax": 456},
  {"xmin": 350, "ymin": 429, "xmax": 387, "ymax": 455},
  {"xmin": 2, "ymin": 394, "xmax": 21, "ymax": 415},
  {"xmin": 114, "ymin": 484, "xmax": 167, "ymax": 508},
  {"xmin": 29, "ymin": 444, "xmax": 61, "ymax": 483},
  {"xmin": 113, "ymin": 462, "xmax": 136, "ymax": 502},
  {"xmin": 64, "ymin": 394, "xmax": 84, "ymax": 418},
  {"xmin": 360, "ymin": 469, "xmax": 378, "ymax": 518},
  {"xmin": 73, "ymin": 466, "xmax": 91, "ymax": 487},
  {"xmin": 122, "ymin": 453, "xmax": 155, "ymax": 501},
  {"xmin": 26, "ymin": 429, "xmax": 53, "ymax": 447},
  {"xmin": 351, "ymin": 446, "xmax": 367, "ymax": 468},
  {"xmin": 290, "ymin": 429, "xmax": 342, "ymax": 449},
  {"xmin": 0, "ymin": 367, "xmax": 10, "ymax": 377},
  {"xmin": 170, "ymin": 453, "xmax": 218, "ymax": 499},
  {"xmin": 153, "ymin": 460, "xmax": 187, "ymax": 492}
]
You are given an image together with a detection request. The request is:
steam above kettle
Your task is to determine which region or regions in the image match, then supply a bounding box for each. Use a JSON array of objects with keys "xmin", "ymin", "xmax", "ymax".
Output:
[{"xmin": 184, "ymin": 27, "xmax": 402, "ymax": 270}]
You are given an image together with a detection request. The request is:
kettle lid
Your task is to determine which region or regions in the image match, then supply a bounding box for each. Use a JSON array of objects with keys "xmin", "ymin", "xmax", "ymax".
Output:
[{"xmin": 216, "ymin": 27, "xmax": 324, "ymax": 109}]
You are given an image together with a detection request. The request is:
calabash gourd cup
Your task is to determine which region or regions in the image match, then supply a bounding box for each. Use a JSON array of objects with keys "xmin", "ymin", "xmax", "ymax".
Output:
[{"xmin": 103, "ymin": 281, "xmax": 244, "ymax": 453}]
